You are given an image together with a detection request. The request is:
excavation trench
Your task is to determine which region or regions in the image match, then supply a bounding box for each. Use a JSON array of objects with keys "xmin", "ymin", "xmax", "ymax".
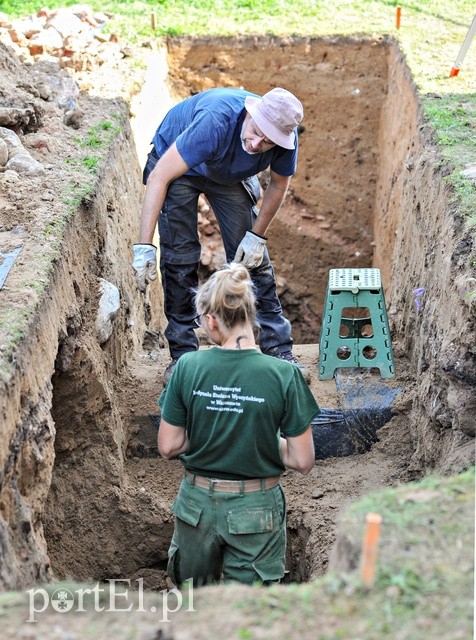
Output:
[
  {"xmin": 43, "ymin": 36, "xmax": 396, "ymax": 588},
  {"xmin": 1, "ymin": 34, "xmax": 474, "ymax": 592}
]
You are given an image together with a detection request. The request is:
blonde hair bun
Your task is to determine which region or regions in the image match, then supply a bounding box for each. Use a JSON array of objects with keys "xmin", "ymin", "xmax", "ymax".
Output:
[{"xmin": 196, "ymin": 262, "xmax": 256, "ymax": 331}]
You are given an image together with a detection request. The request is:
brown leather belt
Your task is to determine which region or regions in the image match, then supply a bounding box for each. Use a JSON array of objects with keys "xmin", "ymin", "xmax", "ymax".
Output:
[{"xmin": 185, "ymin": 471, "xmax": 280, "ymax": 493}]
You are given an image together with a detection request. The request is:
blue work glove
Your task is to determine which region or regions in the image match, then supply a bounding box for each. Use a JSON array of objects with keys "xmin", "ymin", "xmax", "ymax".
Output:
[
  {"xmin": 132, "ymin": 243, "xmax": 158, "ymax": 292},
  {"xmin": 233, "ymin": 231, "xmax": 267, "ymax": 269}
]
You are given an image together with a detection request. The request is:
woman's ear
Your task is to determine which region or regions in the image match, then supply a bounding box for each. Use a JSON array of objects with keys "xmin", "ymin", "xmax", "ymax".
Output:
[{"xmin": 206, "ymin": 314, "xmax": 219, "ymax": 331}]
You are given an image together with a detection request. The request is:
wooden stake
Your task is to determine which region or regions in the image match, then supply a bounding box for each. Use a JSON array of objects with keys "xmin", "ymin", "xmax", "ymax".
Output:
[
  {"xmin": 360, "ymin": 512, "xmax": 382, "ymax": 588},
  {"xmin": 396, "ymin": 6, "xmax": 402, "ymax": 30},
  {"xmin": 151, "ymin": 12, "xmax": 157, "ymax": 31}
]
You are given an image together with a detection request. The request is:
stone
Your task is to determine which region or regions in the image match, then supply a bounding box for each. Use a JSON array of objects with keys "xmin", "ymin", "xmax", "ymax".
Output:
[
  {"xmin": 63, "ymin": 107, "xmax": 83, "ymax": 129},
  {"xmin": 28, "ymin": 25, "xmax": 64, "ymax": 52},
  {"xmin": 0, "ymin": 126, "xmax": 24, "ymax": 154},
  {"xmin": 2, "ymin": 169, "xmax": 20, "ymax": 183},
  {"xmin": 0, "ymin": 138, "xmax": 8, "ymax": 166},
  {"xmin": 0, "ymin": 105, "xmax": 35, "ymax": 129},
  {"xmin": 96, "ymin": 278, "xmax": 121, "ymax": 344},
  {"xmin": 6, "ymin": 152, "xmax": 45, "ymax": 176},
  {"xmin": 461, "ymin": 163, "xmax": 476, "ymax": 180},
  {"xmin": 47, "ymin": 10, "xmax": 84, "ymax": 38}
]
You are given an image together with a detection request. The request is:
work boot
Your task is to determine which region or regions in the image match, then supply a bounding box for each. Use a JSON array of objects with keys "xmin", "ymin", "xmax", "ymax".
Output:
[
  {"xmin": 272, "ymin": 351, "xmax": 311, "ymax": 383},
  {"xmin": 163, "ymin": 358, "xmax": 179, "ymax": 386}
]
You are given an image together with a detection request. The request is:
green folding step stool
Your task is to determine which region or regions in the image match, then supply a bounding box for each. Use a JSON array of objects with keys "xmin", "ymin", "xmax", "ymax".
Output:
[{"xmin": 318, "ymin": 268, "xmax": 395, "ymax": 380}]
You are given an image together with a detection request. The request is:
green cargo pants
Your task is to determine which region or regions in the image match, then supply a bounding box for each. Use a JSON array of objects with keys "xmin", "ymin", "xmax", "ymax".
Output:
[{"xmin": 167, "ymin": 474, "xmax": 287, "ymax": 587}]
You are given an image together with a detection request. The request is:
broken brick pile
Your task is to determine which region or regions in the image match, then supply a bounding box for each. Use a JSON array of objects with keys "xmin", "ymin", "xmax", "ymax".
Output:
[{"xmin": 0, "ymin": 4, "xmax": 131, "ymax": 72}]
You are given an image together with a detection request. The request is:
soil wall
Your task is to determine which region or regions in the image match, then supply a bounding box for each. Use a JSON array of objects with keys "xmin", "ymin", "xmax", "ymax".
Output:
[
  {"xmin": 0, "ymin": 40, "xmax": 165, "ymax": 588},
  {"xmin": 374, "ymin": 42, "xmax": 475, "ymax": 471}
]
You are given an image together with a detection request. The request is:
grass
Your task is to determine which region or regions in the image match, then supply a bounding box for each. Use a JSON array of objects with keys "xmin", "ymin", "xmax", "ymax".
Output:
[
  {"xmin": 2, "ymin": 1, "xmax": 475, "ymax": 89},
  {"xmin": 230, "ymin": 468, "xmax": 475, "ymax": 640},
  {"xmin": 74, "ymin": 119, "xmax": 123, "ymax": 150}
]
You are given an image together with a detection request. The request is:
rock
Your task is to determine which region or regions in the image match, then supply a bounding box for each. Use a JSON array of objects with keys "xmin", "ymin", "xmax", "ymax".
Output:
[
  {"xmin": 43, "ymin": 74, "xmax": 79, "ymax": 110},
  {"xmin": 63, "ymin": 106, "xmax": 83, "ymax": 129},
  {"xmin": 311, "ymin": 490, "xmax": 325, "ymax": 499},
  {"xmin": 0, "ymin": 101, "xmax": 43, "ymax": 133},
  {"xmin": 0, "ymin": 126, "xmax": 24, "ymax": 154},
  {"xmin": 0, "ymin": 138, "xmax": 8, "ymax": 166},
  {"xmin": 96, "ymin": 278, "xmax": 121, "ymax": 344},
  {"xmin": 461, "ymin": 163, "xmax": 476, "ymax": 181},
  {"xmin": 6, "ymin": 152, "xmax": 45, "ymax": 176},
  {"xmin": 10, "ymin": 15, "xmax": 44, "ymax": 39},
  {"xmin": 0, "ymin": 105, "xmax": 34, "ymax": 128},
  {"xmin": 2, "ymin": 169, "xmax": 20, "ymax": 183},
  {"xmin": 36, "ymin": 82, "xmax": 53, "ymax": 101},
  {"xmin": 47, "ymin": 10, "xmax": 84, "ymax": 38},
  {"xmin": 7, "ymin": 146, "xmax": 25, "ymax": 159}
]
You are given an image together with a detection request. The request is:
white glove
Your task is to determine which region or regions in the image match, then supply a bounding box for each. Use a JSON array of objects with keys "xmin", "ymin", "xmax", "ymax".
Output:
[
  {"xmin": 233, "ymin": 231, "xmax": 267, "ymax": 269},
  {"xmin": 132, "ymin": 243, "xmax": 157, "ymax": 292}
]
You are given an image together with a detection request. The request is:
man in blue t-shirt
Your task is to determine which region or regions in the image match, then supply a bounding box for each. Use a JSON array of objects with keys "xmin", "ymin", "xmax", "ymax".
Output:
[{"xmin": 132, "ymin": 87, "xmax": 308, "ymax": 384}]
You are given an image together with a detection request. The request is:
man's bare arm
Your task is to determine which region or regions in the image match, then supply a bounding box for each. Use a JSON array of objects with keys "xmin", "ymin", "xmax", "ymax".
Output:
[
  {"xmin": 251, "ymin": 170, "xmax": 291, "ymax": 237},
  {"xmin": 139, "ymin": 143, "xmax": 189, "ymax": 243}
]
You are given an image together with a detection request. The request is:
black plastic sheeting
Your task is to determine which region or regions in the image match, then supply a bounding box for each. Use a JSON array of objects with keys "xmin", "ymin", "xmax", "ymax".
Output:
[
  {"xmin": 312, "ymin": 369, "xmax": 402, "ymax": 459},
  {"xmin": 311, "ymin": 406, "xmax": 393, "ymax": 459}
]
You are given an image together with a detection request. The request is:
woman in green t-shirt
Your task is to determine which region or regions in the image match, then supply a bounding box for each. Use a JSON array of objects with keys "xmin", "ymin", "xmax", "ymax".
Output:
[{"xmin": 158, "ymin": 262, "xmax": 319, "ymax": 587}]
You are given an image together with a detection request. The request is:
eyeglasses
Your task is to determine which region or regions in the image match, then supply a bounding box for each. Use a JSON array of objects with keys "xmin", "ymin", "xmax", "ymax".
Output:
[{"xmin": 194, "ymin": 314, "xmax": 203, "ymax": 326}]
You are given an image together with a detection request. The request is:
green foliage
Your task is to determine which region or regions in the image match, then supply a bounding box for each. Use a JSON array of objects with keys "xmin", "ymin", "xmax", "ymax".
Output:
[
  {"xmin": 82, "ymin": 155, "xmax": 100, "ymax": 171},
  {"xmin": 448, "ymin": 170, "xmax": 476, "ymax": 221},
  {"xmin": 422, "ymin": 96, "xmax": 476, "ymax": 222},
  {"xmin": 61, "ymin": 182, "xmax": 95, "ymax": 209},
  {"xmin": 424, "ymin": 97, "xmax": 476, "ymax": 149},
  {"xmin": 232, "ymin": 469, "xmax": 475, "ymax": 640},
  {"xmin": 75, "ymin": 119, "xmax": 123, "ymax": 149}
]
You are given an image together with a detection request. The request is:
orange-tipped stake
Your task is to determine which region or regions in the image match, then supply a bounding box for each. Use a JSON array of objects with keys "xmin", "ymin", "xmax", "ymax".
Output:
[
  {"xmin": 396, "ymin": 6, "xmax": 402, "ymax": 29},
  {"xmin": 449, "ymin": 14, "xmax": 476, "ymax": 78},
  {"xmin": 360, "ymin": 512, "xmax": 383, "ymax": 588}
]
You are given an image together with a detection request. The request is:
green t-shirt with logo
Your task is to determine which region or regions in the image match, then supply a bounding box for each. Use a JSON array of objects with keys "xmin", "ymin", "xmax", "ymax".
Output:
[{"xmin": 158, "ymin": 348, "xmax": 320, "ymax": 480}]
